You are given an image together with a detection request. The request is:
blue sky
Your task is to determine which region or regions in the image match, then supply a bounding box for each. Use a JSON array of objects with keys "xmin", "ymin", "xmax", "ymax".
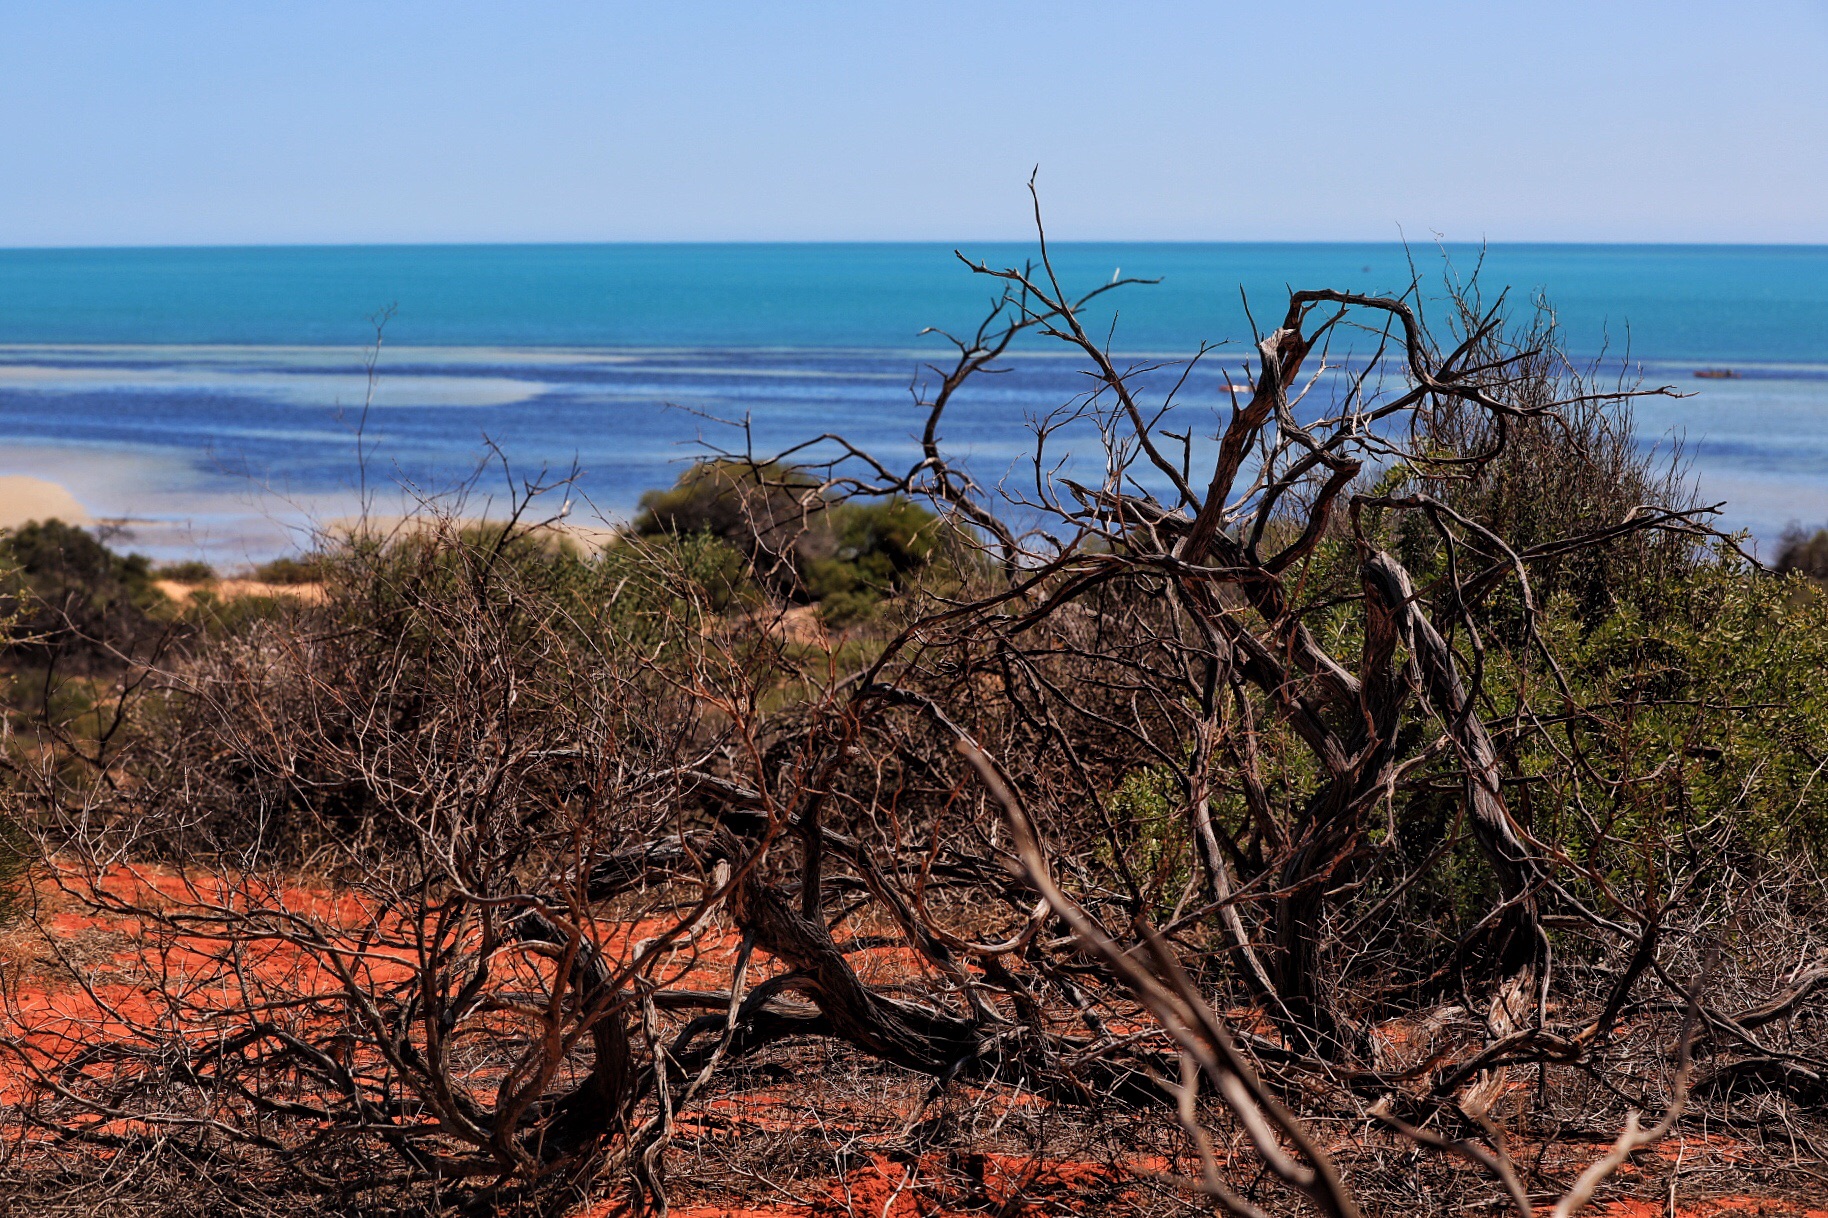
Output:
[{"xmin": 3, "ymin": 1, "xmax": 1826, "ymax": 245}]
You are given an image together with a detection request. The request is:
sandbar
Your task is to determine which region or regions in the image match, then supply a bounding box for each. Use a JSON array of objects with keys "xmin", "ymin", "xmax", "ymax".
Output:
[{"xmin": 0, "ymin": 474, "xmax": 90, "ymax": 530}]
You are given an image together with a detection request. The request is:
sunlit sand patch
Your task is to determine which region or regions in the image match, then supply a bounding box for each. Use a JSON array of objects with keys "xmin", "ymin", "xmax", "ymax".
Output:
[
  {"xmin": 0, "ymin": 474, "xmax": 90, "ymax": 530},
  {"xmin": 153, "ymin": 577, "xmax": 327, "ymax": 604}
]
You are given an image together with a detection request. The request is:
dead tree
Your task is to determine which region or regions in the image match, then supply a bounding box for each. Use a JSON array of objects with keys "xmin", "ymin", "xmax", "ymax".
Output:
[{"xmin": 704, "ymin": 189, "xmax": 1717, "ymax": 1063}]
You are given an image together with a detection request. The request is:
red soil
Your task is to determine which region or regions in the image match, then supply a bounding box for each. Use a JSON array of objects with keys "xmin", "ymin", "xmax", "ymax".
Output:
[
  {"xmin": 2, "ymin": 864, "xmax": 1821, "ymax": 1218},
  {"xmin": 1591, "ymin": 1203, "xmax": 1828, "ymax": 1218}
]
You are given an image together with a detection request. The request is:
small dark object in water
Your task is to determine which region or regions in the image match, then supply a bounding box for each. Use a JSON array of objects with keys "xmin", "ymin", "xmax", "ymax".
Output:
[{"xmin": 1695, "ymin": 368, "xmax": 1740, "ymax": 379}]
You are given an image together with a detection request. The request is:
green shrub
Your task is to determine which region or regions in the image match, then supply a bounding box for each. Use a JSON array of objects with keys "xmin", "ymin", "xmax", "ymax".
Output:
[
  {"xmin": 253, "ymin": 553, "xmax": 328, "ymax": 584},
  {"xmin": 1778, "ymin": 525, "xmax": 1828, "ymax": 582},
  {"xmin": 1564, "ymin": 562, "xmax": 1828, "ymax": 852},
  {"xmin": 636, "ymin": 461, "xmax": 952, "ymax": 623},
  {"xmin": 0, "ymin": 518, "xmax": 168, "ymax": 670},
  {"xmin": 805, "ymin": 497, "xmax": 943, "ymax": 607},
  {"xmin": 1402, "ymin": 305, "xmax": 1702, "ymax": 624},
  {"xmin": 634, "ymin": 460, "xmax": 831, "ymax": 574},
  {"xmin": 588, "ymin": 529, "xmax": 757, "ymax": 628},
  {"xmin": 154, "ymin": 559, "xmax": 216, "ymax": 582},
  {"xmin": 2, "ymin": 518, "xmax": 157, "ymax": 601},
  {"xmin": 1105, "ymin": 763, "xmax": 1193, "ymax": 913}
]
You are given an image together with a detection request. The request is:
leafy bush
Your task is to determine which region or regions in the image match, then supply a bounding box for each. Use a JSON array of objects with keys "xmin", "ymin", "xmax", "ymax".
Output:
[
  {"xmin": 153, "ymin": 559, "xmax": 216, "ymax": 582},
  {"xmin": 1553, "ymin": 561, "xmax": 1828, "ymax": 851},
  {"xmin": 805, "ymin": 497, "xmax": 948, "ymax": 624},
  {"xmin": 0, "ymin": 518, "xmax": 167, "ymax": 670},
  {"xmin": 253, "ymin": 553, "xmax": 329, "ymax": 584},
  {"xmin": 634, "ymin": 460, "xmax": 830, "ymax": 574},
  {"xmin": 1778, "ymin": 525, "xmax": 1828, "ymax": 582},
  {"xmin": 1406, "ymin": 303, "xmax": 1701, "ymax": 623},
  {"xmin": 635, "ymin": 460, "xmax": 950, "ymax": 622}
]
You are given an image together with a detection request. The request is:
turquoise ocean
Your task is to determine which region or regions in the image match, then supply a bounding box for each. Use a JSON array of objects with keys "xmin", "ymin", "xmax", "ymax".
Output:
[{"xmin": 0, "ymin": 243, "xmax": 1824, "ymax": 563}]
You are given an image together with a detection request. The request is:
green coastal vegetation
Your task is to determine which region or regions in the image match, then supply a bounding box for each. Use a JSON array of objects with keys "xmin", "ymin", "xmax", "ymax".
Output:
[
  {"xmin": 5, "ymin": 486, "xmax": 1827, "ymax": 866},
  {"xmin": 9, "ymin": 434, "xmax": 1826, "ymax": 887}
]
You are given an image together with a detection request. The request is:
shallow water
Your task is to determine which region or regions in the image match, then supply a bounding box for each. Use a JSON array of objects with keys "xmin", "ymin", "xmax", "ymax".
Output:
[{"xmin": 0, "ymin": 243, "xmax": 1823, "ymax": 562}]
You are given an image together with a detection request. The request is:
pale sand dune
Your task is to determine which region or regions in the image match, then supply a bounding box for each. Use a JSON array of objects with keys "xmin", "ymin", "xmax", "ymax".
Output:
[
  {"xmin": 155, "ymin": 578, "xmax": 327, "ymax": 604},
  {"xmin": 0, "ymin": 475, "xmax": 91, "ymax": 529}
]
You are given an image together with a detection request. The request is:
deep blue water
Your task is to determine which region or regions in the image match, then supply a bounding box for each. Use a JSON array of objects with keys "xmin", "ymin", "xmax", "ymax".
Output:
[{"xmin": 0, "ymin": 243, "xmax": 1823, "ymax": 562}]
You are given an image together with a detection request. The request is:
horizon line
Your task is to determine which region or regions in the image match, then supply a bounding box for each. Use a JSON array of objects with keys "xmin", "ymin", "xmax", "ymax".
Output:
[{"xmin": 6, "ymin": 237, "xmax": 1828, "ymax": 254}]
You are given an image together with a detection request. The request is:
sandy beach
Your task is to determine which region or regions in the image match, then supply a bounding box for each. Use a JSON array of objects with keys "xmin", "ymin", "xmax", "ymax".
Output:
[{"xmin": 0, "ymin": 473, "xmax": 89, "ymax": 530}]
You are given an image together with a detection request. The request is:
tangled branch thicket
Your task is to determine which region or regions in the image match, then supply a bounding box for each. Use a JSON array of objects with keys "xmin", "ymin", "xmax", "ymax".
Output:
[{"xmin": 5, "ymin": 215, "xmax": 1828, "ymax": 1217}]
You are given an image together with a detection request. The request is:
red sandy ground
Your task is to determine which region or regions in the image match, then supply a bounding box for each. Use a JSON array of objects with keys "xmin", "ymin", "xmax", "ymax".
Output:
[
  {"xmin": 2, "ymin": 866, "xmax": 1823, "ymax": 1218},
  {"xmin": 605, "ymin": 1176, "xmax": 1828, "ymax": 1218}
]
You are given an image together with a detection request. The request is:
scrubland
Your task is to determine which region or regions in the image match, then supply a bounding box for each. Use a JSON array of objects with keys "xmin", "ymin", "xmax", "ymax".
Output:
[{"xmin": 3, "ymin": 245, "xmax": 1828, "ymax": 1217}]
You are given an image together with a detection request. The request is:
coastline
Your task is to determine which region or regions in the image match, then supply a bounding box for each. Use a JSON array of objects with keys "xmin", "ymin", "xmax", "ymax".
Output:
[
  {"xmin": 0, "ymin": 455, "xmax": 622, "ymax": 568},
  {"xmin": 1, "ymin": 342, "xmax": 1824, "ymax": 565}
]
